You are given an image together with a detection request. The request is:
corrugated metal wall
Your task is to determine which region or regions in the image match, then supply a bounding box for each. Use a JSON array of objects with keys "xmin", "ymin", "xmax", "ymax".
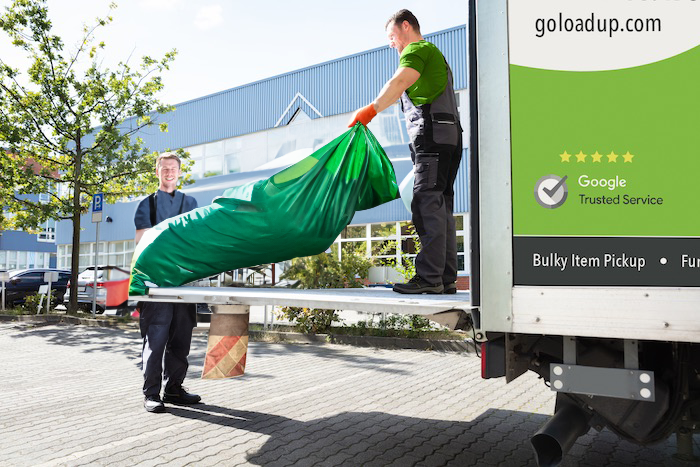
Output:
[
  {"xmin": 59, "ymin": 202, "xmax": 141, "ymax": 244},
  {"xmin": 125, "ymin": 25, "xmax": 467, "ymax": 152},
  {"xmin": 56, "ymin": 25, "xmax": 470, "ymax": 246}
]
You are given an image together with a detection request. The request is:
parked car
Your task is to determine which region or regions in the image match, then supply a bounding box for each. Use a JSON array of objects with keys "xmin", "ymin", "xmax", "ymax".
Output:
[
  {"xmin": 63, "ymin": 266, "xmax": 131, "ymax": 314},
  {"xmin": 1, "ymin": 268, "xmax": 71, "ymax": 308}
]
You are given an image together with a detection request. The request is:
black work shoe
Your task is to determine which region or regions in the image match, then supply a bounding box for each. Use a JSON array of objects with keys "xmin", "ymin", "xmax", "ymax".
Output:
[
  {"xmin": 393, "ymin": 275, "xmax": 444, "ymax": 294},
  {"xmin": 144, "ymin": 395, "xmax": 165, "ymax": 413},
  {"xmin": 443, "ymin": 282, "xmax": 457, "ymax": 294},
  {"xmin": 163, "ymin": 387, "xmax": 202, "ymax": 405}
]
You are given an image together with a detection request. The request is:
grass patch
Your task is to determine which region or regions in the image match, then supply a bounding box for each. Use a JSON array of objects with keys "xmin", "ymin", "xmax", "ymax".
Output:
[
  {"xmin": 330, "ymin": 325, "xmax": 459, "ymax": 340},
  {"xmin": 250, "ymin": 321, "xmax": 465, "ymax": 340},
  {"xmin": 1, "ymin": 305, "xmax": 133, "ymax": 324},
  {"xmin": 0, "ymin": 307, "xmax": 33, "ymax": 316}
]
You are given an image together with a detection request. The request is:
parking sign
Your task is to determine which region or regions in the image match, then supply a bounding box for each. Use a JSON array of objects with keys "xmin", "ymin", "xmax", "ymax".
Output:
[{"xmin": 92, "ymin": 193, "xmax": 103, "ymax": 223}]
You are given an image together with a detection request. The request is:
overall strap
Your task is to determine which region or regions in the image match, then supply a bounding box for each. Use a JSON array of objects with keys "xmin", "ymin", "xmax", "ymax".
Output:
[
  {"xmin": 178, "ymin": 192, "xmax": 186, "ymax": 215},
  {"xmin": 148, "ymin": 193, "xmax": 157, "ymax": 227}
]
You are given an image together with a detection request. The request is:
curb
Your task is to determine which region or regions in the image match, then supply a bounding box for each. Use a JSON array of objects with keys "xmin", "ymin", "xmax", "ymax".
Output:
[
  {"xmin": 0, "ymin": 314, "xmax": 136, "ymax": 330},
  {"xmin": 329, "ymin": 333, "xmax": 476, "ymax": 352},
  {"xmin": 0, "ymin": 314, "xmax": 63, "ymax": 324},
  {"xmin": 0, "ymin": 315, "xmax": 476, "ymax": 353},
  {"xmin": 248, "ymin": 330, "xmax": 476, "ymax": 353}
]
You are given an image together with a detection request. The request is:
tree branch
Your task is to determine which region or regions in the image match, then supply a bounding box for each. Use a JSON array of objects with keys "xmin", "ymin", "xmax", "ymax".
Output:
[
  {"xmin": 37, "ymin": 24, "xmax": 79, "ymax": 124},
  {"xmin": 0, "ymin": 82, "xmax": 65, "ymax": 152},
  {"xmin": 64, "ymin": 22, "xmax": 102, "ymax": 79}
]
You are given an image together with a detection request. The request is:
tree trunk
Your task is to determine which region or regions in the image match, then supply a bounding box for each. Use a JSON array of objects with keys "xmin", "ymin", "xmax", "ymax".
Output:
[{"xmin": 68, "ymin": 137, "xmax": 82, "ymax": 313}]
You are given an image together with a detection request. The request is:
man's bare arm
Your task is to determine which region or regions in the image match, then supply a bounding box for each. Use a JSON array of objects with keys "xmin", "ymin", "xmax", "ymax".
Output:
[{"xmin": 373, "ymin": 66, "xmax": 420, "ymax": 112}]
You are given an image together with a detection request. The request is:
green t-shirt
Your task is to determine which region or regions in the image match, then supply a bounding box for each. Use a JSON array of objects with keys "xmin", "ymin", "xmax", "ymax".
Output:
[{"xmin": 399, "ymin": 40, "xmax": 448, "ymax": 105}]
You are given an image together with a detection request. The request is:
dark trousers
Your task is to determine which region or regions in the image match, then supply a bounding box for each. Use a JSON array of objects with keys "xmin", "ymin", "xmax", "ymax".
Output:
[
  {"xmin": 139, "ymin": 301, "xmax": 196, "ymax": 397},
  {"xmin": 410, "ymin": 137, "xmax": 463, "ymax": 285}
]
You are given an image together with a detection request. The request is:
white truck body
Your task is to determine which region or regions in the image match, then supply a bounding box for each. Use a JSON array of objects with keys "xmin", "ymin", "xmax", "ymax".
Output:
[
  {"xmin": 471, "ymin": 1, "xmax": 700, "ymax": 464},
  {"xmin": 473, "ymin": 0, "xmax": 700, "ymax": 344}
]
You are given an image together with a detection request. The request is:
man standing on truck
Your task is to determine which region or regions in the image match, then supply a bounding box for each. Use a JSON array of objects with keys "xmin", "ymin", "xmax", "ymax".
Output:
[
  {"xmin": 134, "ymin": 152, "xmax": 201, "ymax": 413},
  {"xmin": 348, "ymin": 9, "xmax": 462, "ymax": 295}
]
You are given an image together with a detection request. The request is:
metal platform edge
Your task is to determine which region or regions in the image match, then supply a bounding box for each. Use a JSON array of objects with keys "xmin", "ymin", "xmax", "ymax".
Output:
[{"xmin": 130, "ymin": 286, "xmax": 475, "ymax": 330}]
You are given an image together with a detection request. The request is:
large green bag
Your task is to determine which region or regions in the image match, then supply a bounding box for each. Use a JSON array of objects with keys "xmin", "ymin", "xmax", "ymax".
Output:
[{"xmin": 129, "ymin": 124, "xmax": 399, "ymax": 295}]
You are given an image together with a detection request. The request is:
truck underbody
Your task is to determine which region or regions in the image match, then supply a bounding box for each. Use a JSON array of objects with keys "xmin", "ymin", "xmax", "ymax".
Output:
[{"xmin": 483, "ymin": 332, "xmax": 700, "ymax": 465}]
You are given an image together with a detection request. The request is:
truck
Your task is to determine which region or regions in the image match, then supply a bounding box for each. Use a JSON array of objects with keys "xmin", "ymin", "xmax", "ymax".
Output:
[
  {"xmin": 470, "ymin": 0, "xmax": 700, "ymax": 465},
  {"xmin": 133, "ymin": 1, "xmax": 700, "ymax": 465}
]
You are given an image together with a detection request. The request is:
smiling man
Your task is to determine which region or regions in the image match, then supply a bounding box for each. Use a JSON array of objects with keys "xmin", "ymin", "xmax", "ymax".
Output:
[
  {"xmin": 133, "ymin": 152, "xmax": 200, "ymax": 413},
  {"xmin": 348, "ymin": 9, "xmax": 463, "ymax": 294}
]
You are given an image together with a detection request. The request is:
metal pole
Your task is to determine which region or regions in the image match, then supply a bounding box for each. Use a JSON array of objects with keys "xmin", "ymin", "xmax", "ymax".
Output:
[
  {"xmin": 1, "ymin": 281, "xmax": 4, "ymax": 312},
  {"xmin": 46, "ymin": 279, "xmax": 52, "ymax": 314},
  {"xmin": 92, "ymin": 223, "xmax": 100, "ymax": 317}
]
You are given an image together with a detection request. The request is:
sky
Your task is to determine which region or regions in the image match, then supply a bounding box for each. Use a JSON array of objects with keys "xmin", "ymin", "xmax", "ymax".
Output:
[{"xmin": 0, "ymin": 0, "xmax": 468, "ymax": 105}]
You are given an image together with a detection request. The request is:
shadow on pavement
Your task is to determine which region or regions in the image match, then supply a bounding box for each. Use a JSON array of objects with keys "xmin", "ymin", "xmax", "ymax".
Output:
[
  {"xmin": 248, "ymin": 341, "xmax": 416, "ymax": 375},
  {"xmin": 165, "ymin": 404, "xmax": 678, "ymax": 467},
  {"xmin": 8, "ymin": 323, "xmax": 416, "ymax": 376},
  {"xmin": 8, "ymin": 323, "xmax": 142, "ymax": 355}
]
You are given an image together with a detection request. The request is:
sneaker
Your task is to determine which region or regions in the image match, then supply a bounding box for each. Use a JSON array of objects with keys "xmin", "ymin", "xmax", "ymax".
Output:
[
  {"xmin": 443, "ymin": 282, "xmax": 457, "ymax": 294},
  {"xmin": 144, "ymin": 395, "xmax": 165, "ymax": 413},
  {"xmin": 163, "ymin": 387, "xmax": 202, "ymax": 405},
  {"xmin": 393, "ymin": 275, "xmax": 444, "ymax": 294}
]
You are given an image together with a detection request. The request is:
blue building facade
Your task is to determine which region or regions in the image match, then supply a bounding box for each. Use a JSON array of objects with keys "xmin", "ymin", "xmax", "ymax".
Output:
[
  {"xmin": 1, "ymin": 191, "xmax": 57, "ymax": 270},
  {"xmin": 0, "ymin": 231, "xmax": 57, "ymax": 270},
  {"xmin": 54, "ymin": 25, "xmax": 471, "ymax": 277}
]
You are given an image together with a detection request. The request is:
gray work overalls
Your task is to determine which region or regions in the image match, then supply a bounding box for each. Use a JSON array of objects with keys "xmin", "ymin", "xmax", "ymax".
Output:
[{"xmin": 400, "ymin": 57, "xmax": 463, "ymax": 285}]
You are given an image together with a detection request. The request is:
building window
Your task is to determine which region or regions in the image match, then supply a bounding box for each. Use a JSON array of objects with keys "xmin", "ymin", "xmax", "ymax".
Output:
[
  {"xmin": 187, "ymin": 145, "xmax": 205, "ymax": 179},
  {"xmin": 57, "ymin": 240, "xmax": 135, "ymax": 270},
  {"xmin": 0, "ymin": 250, "xmax": 51, "ymax": 270},
  {"xmin": 17, "ymin": 251, "xmax": 28, "ymax": 269},
  {"xmin": 225, "ymin": 153, "xmax": 241, "ymax": 174},
  {"xmin": 37, "ymin": 220, "xmax": 56, "ymax": 242},
  {"xmin": 332, "ymin": 215, "xmax": 470, "ymax": 275},
  {"xmin": 180, "ymin": 102, "xmax": 417, "ymax": 184},
  {"xmin": 7, "ymin": 251, "xmax": 17, "ymax": 270},
  {"xmin": 456, "ymin": 214, "xmax": 470, "ymax": 274}
]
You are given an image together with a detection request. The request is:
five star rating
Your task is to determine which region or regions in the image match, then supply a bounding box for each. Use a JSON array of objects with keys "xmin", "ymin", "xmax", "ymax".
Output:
[{"xmin": 559, "ymin": 151, "xmax": 635, "ymax": 163}]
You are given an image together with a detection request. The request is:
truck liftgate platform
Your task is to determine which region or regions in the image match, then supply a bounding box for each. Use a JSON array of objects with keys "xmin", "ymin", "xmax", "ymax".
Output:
[{"xmin": 131, "ymin": 286, "xmax": 475, "ymax": 331}]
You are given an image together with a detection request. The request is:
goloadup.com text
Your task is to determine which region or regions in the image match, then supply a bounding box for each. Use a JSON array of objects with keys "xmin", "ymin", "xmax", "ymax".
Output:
[{"xmin": 535, "ymin": 13, "xmax": 661, "ymax": 38}]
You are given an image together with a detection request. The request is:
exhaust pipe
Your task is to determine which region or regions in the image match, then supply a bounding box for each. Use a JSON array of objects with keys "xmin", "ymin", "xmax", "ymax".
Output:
[{"xmin": 531, "ymin": 403, "xmax": 591, "ymax": 467}]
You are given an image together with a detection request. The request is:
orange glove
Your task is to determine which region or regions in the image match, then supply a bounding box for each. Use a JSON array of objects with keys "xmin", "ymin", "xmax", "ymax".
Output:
[{"xmin": 347, "ymin": 103, "xmax": 377, "ymax": 127}]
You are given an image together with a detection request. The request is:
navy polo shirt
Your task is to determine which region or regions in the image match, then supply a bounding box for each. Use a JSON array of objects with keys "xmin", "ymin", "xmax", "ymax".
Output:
[{"xmin": 134, "ymin": 189, "xmax": 198, "ymax": 229}]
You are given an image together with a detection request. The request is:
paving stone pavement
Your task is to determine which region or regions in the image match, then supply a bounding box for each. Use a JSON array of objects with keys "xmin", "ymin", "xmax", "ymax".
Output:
[{"xmin": 0, "ymin": 322, "xmax": 696, "ymax": 466}]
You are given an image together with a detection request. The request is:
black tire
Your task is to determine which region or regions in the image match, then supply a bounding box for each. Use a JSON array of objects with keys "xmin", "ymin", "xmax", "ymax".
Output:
[
  {"xmin": 53, "ymin": 289, "xmax": 67, "ymax": 308},
  {"xmin": 115, "ymin": 301, "xmax": 133, "ymax": 316}
]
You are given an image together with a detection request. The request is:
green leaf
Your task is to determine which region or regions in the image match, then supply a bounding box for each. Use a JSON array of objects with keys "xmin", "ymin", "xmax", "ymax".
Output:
[{"xmin": 0, "ymin": 0, "xmax": 181, "ymax": 312}]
